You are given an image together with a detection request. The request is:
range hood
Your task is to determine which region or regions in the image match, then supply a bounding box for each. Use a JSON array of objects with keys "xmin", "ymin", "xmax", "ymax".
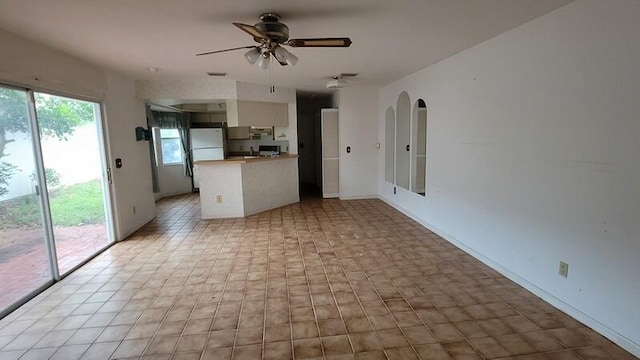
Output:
[{"xmin": 249, "ymin": 126, "xmax": 273, "ymax": 137}]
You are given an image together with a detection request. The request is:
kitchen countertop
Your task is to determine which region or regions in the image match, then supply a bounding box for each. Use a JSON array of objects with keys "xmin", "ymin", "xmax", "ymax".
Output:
[{"xmin": 194, "ymin": 154, "xmax": 298, "ymax": 164}]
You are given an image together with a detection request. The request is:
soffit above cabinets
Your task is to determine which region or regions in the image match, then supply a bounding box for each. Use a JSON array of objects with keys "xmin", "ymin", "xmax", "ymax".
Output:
[
  {"xmin": 178, "ymin": 102, "xmax": 226, "ymax": 113},
  {"xmin": 226, "ymin": 100, "xmax": 288, "ymax": 127}
]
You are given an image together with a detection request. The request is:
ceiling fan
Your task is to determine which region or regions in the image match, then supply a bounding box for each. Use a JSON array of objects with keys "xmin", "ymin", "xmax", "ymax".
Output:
[{"xmin": 196, "ymin": 13, "xmax": 352, "ymax": 69}]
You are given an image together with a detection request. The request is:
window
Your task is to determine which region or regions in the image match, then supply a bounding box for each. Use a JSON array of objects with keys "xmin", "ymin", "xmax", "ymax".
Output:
[{"xmin": 159, "ymin": 129, "xmax": 182, "ymax": 165}]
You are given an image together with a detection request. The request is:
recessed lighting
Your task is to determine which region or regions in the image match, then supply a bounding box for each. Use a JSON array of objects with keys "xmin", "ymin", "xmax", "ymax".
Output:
[{"xmin": 147, "ymin": 67, "xmax": 160, "ymax": 72}]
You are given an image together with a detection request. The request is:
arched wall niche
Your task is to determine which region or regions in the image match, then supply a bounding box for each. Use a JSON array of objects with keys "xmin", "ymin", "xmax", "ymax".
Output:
[
  {"xmin": 411, "ymin": 99, "xmax": 427, "ymax": 195},
  {"xmin": 384, "ymin": 107, "xmax": 395, "ymax": 184},
  {"xmin": 395, "ymin": 92, "xmax": 411, "ymax": 190}
]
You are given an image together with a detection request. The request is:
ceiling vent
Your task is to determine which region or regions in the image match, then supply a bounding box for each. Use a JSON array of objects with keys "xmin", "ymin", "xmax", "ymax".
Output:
[{"xmin": 206, "ymin": 72, "xmax": 228, "ymax": 77}]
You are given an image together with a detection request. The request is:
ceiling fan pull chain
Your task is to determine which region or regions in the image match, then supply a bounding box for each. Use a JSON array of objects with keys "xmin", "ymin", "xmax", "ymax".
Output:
[{"xmin": 269, "ymin": 60, "xmax": 276, "ymax": 93}]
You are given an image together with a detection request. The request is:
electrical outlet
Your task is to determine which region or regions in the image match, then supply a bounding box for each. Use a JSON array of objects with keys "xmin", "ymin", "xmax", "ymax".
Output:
[
  {"xmin": 216, "ymin": 195, "xmax": 223, "ymax": 203},
  {"xmin": 559, "ymin": 261, "xmax": 569, "ymax": 278}
]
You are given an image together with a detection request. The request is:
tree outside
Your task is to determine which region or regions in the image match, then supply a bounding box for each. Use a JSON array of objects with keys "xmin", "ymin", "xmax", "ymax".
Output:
[{"xmin": 0, "ymin": 89, "xmax": 100, "ymax": 228}]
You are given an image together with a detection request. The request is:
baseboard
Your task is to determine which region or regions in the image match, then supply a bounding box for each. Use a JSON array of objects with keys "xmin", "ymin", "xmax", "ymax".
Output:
[
  {"xmin": 116, "ymin": 213, "xmax": 156, "ymax": 241},
  {"xmin": 339, "ymin": 194, "xmax": 378, "ymax": 200},
  {"xmin": 378, "ymin": 195, "xmax": 640, "ymax": 358}
]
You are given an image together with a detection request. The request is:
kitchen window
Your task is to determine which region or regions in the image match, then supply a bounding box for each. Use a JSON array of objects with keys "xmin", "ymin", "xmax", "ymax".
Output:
[{"xmin": 159, "ymin": 128, "xmax": 182, "ymax": 165}]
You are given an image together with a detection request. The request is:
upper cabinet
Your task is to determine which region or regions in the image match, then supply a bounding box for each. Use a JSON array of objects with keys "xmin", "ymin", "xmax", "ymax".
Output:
[
  {"xmin": 191, "ymin": 112, "xmax": 226, "ymax": 124},
  {"xmin": 227, "ymin": 126, "xmax": 250, "ymax": 140},
  {"xmin": 226, "ymin": 100, "xmax": 288, "ymax": 127}
]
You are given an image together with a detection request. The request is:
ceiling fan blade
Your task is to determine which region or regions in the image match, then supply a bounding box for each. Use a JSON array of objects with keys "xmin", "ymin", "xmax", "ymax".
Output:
[
  {"xmin": 286, "ymin": 37, "xmax": 352, "ymax": 48},
  {"xmin": 233, "ymin": 22, "xmax": 268, "ymax": 41},
  {"xmin": 196, "ymin": 45, "xmax": 256, "ymax": 56}
]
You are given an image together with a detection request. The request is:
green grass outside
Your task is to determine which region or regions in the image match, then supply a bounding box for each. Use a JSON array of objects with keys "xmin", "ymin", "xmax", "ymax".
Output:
[{"xmin": 0, "ymin": 180, "xmax": 105, "ymax": 229}]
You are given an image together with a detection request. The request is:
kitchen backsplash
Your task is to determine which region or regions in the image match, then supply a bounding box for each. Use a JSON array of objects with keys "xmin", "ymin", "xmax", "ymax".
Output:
[{"xmin": 227, "ymin": 139, "xmax": 290, "ymax": 154}]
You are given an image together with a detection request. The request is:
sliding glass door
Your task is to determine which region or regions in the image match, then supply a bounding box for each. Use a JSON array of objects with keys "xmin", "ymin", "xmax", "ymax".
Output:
[
  {"xmin": 34, "ymin": 93, "xmax": 112, "ymax": 275},
  {"xmin": 0, "ymin": 86, "xmax": 113, "ymax": 317},
  {"xmin": 0, "ymin": 86, "xmax": 53, "ymax": 313}
]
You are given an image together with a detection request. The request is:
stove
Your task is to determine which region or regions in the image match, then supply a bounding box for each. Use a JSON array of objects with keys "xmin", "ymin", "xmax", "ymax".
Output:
[{"xmin": 258, "ymin": 145, "xmax": 280, "ymax": 157}]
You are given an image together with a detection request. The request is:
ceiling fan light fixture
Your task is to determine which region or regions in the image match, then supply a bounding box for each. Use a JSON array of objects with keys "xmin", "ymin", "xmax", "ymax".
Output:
[
  {"xmin": 257, "ymin": 53, "xmax": 271, "ymax": 69},
  {"xmin": 274, "ymin": 46, "xmax": 298, "ymax": 67},
  {"xmin": 244, "ymin": 47, "xmax": 261, "ymax": 65},
  {"xmin": 285, "ymin": 52, "xmax": 298, "ymax": 66}
]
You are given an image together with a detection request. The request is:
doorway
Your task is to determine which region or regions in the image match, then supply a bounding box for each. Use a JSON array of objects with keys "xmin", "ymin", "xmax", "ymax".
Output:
[
  {"xmin": 296, "ymin": 92, "xmax": 333, "ymax": 198},
  {"xmin": 0, "ymin": 86, "xmax": 113, "ymax": 317}
]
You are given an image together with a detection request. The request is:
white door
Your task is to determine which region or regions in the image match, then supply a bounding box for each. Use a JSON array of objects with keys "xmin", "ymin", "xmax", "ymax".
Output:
[{"xmin": 321, "ymin": 109, "xmax": 339, "ymax": 198}]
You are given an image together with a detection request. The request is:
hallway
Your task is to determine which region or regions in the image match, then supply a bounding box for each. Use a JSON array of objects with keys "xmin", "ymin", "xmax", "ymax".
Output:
[{"xmin": 0, "ymin": 194, "xmax": 635, "ymax": 359}]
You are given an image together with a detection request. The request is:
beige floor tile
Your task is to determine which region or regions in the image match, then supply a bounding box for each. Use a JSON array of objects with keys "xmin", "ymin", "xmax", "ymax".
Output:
[
  {"xmin": 49, "ymin": 344, "xmax": 91, "ymax": 360},
  {"xmin": 79, "ymin": 341, "xmax": 119, "ymax": 359},
  {"xmin": 293, "ymin": 337, "xmax": 323, "ymax": 359},
  {"xmin": 112, "ymin": 337, "xmax": 151, "ymax": 358},
  {"xmin": 207, "ymin": 329, "xmax": 236, "ymax": 349},
  {"xmin": 264, "ymin": 341, "xmax": 292, "ymax": 360},
  {"xmin": 322, "ymin": 334, "xmax": 352, "ymax": 356},
  {"xmin": 292, "ymin": 321, "xmax": 319, "ymax": 340},
  {"xmin": 175, "ymin": 334, "xmax": 207, "ymax": 353},
  {"xmin": 144, "ymin": 335, "xmax": 179, "ymax": 355},
  {"xmin": 1, "ymin": 194, "xmax": 635, "ymax": 360},
  {"xmin": 264, "ymin": 324, "xmax": 290, "ymax": 343},
  {"xmin": 201, "ymin": 347, "xmax": 232, "ymax": 360},
  {"xmin": 348, "ymin": 332, "xmax": 381, "ymax": 353}
]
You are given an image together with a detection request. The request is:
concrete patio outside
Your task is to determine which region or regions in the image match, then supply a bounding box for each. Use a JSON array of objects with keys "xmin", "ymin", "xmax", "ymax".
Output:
[{"xmin": 0, "ymin": 224, "xmax": 109, "ymax": 313}]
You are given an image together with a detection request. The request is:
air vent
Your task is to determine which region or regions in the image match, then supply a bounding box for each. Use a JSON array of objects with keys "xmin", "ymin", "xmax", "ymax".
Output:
[
  {"xmin": 340, "ymin": 73, "xmax": 358, "ymax": 78},
  {"xmin": 206, "ymin": 72, "xmax": 228, "ymax": 77}
]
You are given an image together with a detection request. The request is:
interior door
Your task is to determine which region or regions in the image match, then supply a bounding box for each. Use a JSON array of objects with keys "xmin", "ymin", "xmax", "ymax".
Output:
[{"xmin": 321, "ymin": 109, "xmax": 339, "ymax": 198}]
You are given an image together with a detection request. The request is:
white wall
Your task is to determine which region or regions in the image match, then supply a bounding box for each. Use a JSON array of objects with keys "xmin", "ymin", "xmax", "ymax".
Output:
[
  {"xmin": 378, "ymin": 0, "xmax": 640, "ymax": 355},
  {"xmin": 103, "ymin": 71, "xmax": 156, "ymax": 240},
  {"xmin": 337, "ymin": 86, "xmax": 379, "ymax": 199},
  {"xmin": 0, "ymin": 29, "xmax": 105, "ymax": 99},
  {"xmin": 0, "ymin": 27, "xmax": 156, "ymax": 242}
]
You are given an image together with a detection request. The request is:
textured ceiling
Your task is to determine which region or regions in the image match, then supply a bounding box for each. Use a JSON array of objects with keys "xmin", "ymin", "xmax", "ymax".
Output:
[{"xmin": 0, "ymin": 0, "xmax": 572, "ymax": 92}]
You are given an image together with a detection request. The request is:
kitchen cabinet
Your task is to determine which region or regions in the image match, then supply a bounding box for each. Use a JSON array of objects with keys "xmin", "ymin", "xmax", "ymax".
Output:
[
  {"xmin": 226, "ymin": 100, "xmax": 288, "ymax": 127},
  {"xmin": 227, "ymin": 126, "xmax": 250, "ymax": 139},
  {"xmin": 191, "ymin": 112, "xmax": 226, "ymax": 124}
]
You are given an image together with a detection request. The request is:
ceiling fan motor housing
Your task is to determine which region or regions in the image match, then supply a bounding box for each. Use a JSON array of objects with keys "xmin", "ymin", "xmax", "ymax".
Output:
[{"xmin": 255, "ymin": 13, "xmax": 289, "ymax": 43}]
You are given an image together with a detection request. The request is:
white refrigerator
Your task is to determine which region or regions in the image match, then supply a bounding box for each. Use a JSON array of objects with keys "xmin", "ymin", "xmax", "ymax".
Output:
[{"xmin": 190, "ymin": 128, "xmax": 224, "ymax": 188}]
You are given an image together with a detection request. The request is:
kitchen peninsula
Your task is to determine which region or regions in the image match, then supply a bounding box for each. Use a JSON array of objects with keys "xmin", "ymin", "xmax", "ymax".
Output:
[{"xmin": 195, "ymin": 155, "xmax": 299, "ymax": 219}]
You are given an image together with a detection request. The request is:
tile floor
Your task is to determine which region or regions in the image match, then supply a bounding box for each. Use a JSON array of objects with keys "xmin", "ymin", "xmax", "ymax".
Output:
[{"xmin": 0, "ymin": 193, "xmax": 636, "ymax": 360}]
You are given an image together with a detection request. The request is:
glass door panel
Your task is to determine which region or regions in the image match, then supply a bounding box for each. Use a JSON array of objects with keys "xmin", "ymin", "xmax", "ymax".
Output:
[
  {"xmin": 34, "ymin": 93, "xmax": 111, "ymax": 275},
  {"xmin": 0, "ymin": 86, "xmax": 53, "ymax": 313}
]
